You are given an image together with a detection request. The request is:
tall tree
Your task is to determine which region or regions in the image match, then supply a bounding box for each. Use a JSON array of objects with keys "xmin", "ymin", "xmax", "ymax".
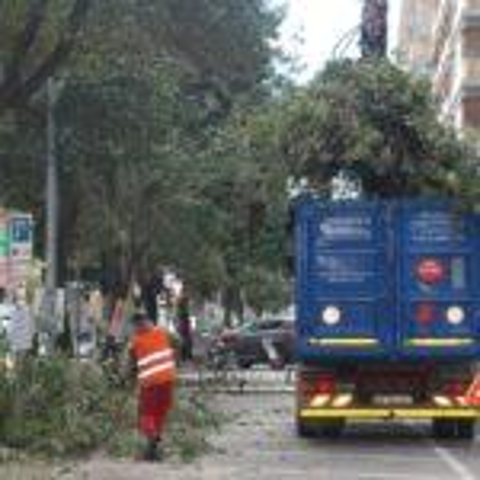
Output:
[
  {"xmin": 360, "ymin": 0, "xmax": 388, "ymax": 58},
  {"xmin": 277, "ymin": 59, "xmax": 470, "ymax": 197},
  {"xmin": 1, "ymin": 0, "xmax": 291, "ymax": 317},
  {"xmin": 0, "ymin": 0, "xmax": 91, "ymax": 113},
  {"xmin": 53, "ymin": 0, "xmax": 286, "ymax": 301}
]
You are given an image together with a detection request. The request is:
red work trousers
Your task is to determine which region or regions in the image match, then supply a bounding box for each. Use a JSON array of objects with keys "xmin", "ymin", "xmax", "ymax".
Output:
[{"xmin": 138, "ymin": 382, "xmax": 174, "ymax": 439}]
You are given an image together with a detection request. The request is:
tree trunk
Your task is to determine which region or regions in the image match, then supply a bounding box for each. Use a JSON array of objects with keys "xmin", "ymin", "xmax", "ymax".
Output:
[{"xmin": 360, "ymin": 0, "xmax": 388, "ymax": 58}]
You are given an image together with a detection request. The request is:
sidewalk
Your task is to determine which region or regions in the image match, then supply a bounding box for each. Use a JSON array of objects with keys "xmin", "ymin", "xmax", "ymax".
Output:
[{"xmin": 0, "ymin": 393, "xmax": 295, "ymax": 480}]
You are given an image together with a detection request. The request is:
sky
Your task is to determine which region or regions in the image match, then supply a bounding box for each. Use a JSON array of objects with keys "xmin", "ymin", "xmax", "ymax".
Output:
[{"xmin": 278, "ymin": 0, "xmax": 402, "ymax": 82}]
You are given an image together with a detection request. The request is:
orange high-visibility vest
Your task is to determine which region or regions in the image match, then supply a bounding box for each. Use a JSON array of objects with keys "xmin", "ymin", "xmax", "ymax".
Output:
[{"xmin": 131, "ymin": 326, "xmax": 176, "ymax": 387}]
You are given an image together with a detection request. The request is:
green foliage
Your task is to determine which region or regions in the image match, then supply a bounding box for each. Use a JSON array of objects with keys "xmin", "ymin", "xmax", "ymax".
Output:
[
  {"xmin": 191, "ymin": 101, "xmax": 289, "ymax": 311},
  {"xmin": 0, "ymin": 356, "xmax": 135, "ymax": 457},
  {"xmin": 1, "ymin": 0, "xmax": 292, "ymax": 316},
  {"xmin": 0, "ymin": 357, "xmax": 222, "ymax": 460},
  {"xmin": 167, "ymin": 387, "xmax": 224, "ymax": 462},
  {"xmin": 449, "ymin": 130, "xmax": 480, "ymax": 211},
  {"xmin": 0, "ymin": 0, "xmax": 90, "ymax": 112},
  {"xmin": 79, "ymin": 0, "xmax": 282, "ymax": 93},
  {"xmin": 278, "ymin": 59, "xmax": 472, "ymax": 197}
]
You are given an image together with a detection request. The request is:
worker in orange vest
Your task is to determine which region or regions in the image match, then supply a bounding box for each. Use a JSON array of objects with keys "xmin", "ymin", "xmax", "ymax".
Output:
[{"xmin": 129, "ymin": 312, "xmax": 176, "ymax": 461}]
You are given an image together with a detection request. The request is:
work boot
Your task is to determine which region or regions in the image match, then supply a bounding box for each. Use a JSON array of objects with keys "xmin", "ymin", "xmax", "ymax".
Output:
[{"xmin": 143, "ymin": 438, "xmax": 163, "ymax": 461}]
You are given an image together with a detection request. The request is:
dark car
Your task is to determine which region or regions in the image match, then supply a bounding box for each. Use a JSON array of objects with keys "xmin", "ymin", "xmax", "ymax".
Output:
[{"xmin": 209, "ymin": 319, "xmax": 295, "ymax": 369}]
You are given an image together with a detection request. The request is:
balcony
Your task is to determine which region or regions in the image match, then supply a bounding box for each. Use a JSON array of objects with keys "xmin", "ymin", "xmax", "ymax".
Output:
[
  {"xmin": 464, "ymin": 0, "xmax": 480, "ymax": 10},
  {"xmin": 463, "ymin": 57, "xmax": 480, "ymax": 86},
  {"xmin": 432, "ymin": 0, "xmax": 457, "ymax": 65},
  {"xmin": 460, "ymin": 0, "xmax": 480, "ymax": 31}
]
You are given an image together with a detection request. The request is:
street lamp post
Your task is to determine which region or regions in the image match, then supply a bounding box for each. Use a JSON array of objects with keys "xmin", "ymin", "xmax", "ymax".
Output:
[
  {"xmin": 46, "ymin": 78, "xmax": 59, "ymax": 296},
  {"xmin": 41, "ymin": 78, "xmax": 63, "ymax": 351}
]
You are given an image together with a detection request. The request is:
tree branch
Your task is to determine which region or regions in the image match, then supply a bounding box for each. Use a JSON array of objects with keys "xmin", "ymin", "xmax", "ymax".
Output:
[
  {"xmin": 1, "ymin": 0, "xmax": 49, "ymax": 102},
  {"xmin": 0, "ymin": 0, "xmax": 91, "ymax": 113},
  {"xmin": 12, "ymin": 0, "xmax": 50, "ymax": 74}
]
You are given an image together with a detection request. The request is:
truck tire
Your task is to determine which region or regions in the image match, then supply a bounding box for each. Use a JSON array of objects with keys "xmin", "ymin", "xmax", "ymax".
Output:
[
  {"xmin": 433, "ymin": 419, "xmax": 476, "ymax": 440},
  {"xmin": 296, "ymin": 417, "xmax": 318, "ymax": 438},
  {"xmin": 456, "ymin": 420, "xmax": 475, "ymax": 441},
  {"xmin": 432, "ymin": 419, "xmax": 456, "ymax": 439},
  {"xmin": 318, "ymin": 419, "xmax": 345, "ymax": 438}
]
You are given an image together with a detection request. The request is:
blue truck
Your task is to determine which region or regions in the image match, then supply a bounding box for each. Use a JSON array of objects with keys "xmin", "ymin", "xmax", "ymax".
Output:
[{"xmin": 294, "ymin": 197, "xmax": 480, "ymax": 439}]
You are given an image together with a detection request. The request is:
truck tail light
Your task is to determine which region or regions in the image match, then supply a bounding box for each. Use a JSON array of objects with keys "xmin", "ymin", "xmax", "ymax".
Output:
[
  {"xmin": 415, "ymin": 303, "xmax": 435, "ymax": 324},
  {"xmin": 443, "ymin": 380, "xmax": 467, "ymax": 397},
  {"xmin": 298, "ymin": 373, "xmax": 335, "ymax": 402},
  {"xmin": 315, "ymin": 375, "xmax": 336, "ymax": 394},
  {"xmin": 321, "ymin": 306, "xmax": 341, "ymax": 326},
  {"xmin": 445, "ymin": 306, "xmax": 465, "ymax": 325},
  {"xmin": 432, "ymin": 395, "xmax": 452, "ymax": 407},
  {"xmin": 331, "ymin": 393, "xmax": 353, "ymax": 408},
  {"xmin": 416, "ymin": 258, "xmax": 445, "ymax": 284}
]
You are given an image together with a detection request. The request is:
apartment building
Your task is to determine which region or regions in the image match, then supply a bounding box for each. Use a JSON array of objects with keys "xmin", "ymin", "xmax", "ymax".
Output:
[
  {"xmin": 398, "ymin": 0, "xmax": 438, "ymax": 76},
  {"xmin": 398, "ymin": 0, "xmax": 480, "ymax": 130}
]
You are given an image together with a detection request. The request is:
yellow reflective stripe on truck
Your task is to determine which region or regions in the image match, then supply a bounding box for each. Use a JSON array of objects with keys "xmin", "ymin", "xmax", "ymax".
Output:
[
  {"xmin": 394, "ymin": 409, "xmax": 478, "ymax": 419},
  {"xmin": 308, "ymin": 338, "xmax": 379, "ymax": 347},
  {"xmin": 309, "ymin": 338, "xmax": 473, "ymax": 348},
  {"xmin": 301, "ymin": 408, "xmax": 390, "ymax": 419},
  {"xmin": 300, "ymin": 408, "xmax": 480, "ymax": 420},
  {"xmin": 405, "ymin": 338, "xmax": 474, "ymax": 347}
]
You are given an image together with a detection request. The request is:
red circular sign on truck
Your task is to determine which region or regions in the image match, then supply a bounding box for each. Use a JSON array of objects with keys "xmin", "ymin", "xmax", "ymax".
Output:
[{"xmin": 416, "ymin": 259, "xmax": 445, "ymax": 284}]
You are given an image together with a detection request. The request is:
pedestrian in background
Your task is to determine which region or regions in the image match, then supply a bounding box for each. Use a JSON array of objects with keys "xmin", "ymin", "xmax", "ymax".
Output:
[
  {"xmin": 77, "ymin": 291, "xmax": 96, "ymax": 358},
  {"xmin": 128, "ymin": 311, "xmax": 176, "ymax": 461},
  {"xmin": 9, "ymin": 289, "xmax": 34, "ymax": 360},
  {"xmin": 176, "ymin": 293, "xmax": 193, "ymax": 362}
]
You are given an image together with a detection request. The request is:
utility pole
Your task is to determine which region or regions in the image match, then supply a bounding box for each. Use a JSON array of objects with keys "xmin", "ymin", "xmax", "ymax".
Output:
[
  {"xmin": 46, "ymin": 78, "xmax": 59, "ymax": 296},
  {"xmin": 41, "ymin": 78, "xmax": 62, "ymax": 350}
]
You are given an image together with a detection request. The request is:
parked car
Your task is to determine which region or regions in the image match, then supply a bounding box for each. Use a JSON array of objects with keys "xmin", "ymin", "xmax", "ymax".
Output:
[{"xmin": 208, "ymin": 319, "xmax": 295, "ymax": 369}]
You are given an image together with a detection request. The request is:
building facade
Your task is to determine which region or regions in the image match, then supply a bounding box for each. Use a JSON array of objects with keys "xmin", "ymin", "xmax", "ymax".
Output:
[
  {"xmin": 398, "ymin": 0, "xmax": 480, "ymax": 130},
  {"xmin": 398, "ymin": 0, "xmax": 438, "ymax": 76}
]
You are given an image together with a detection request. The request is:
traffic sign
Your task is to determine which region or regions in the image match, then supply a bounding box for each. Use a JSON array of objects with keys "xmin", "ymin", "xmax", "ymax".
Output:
[
  {"xmin": 416, "ymin": 258, "xmax": 445, "ymax": 284},
  {"xmin": 0, "ymin": 211, "xmax": 34, "ymax": 290},
  {"xmin": 9, "ymin": 214, "xmax": 33, "ymax": 261}
]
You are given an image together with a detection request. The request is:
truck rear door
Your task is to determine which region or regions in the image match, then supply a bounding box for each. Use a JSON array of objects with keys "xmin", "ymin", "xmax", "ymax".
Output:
[
  {"xmin": 397, "ymin": 200, "xmax": 480, "ymax": 358},
  {"xmin": 296, "ymin": 200, "xmax": 393, "ymax": 358}
]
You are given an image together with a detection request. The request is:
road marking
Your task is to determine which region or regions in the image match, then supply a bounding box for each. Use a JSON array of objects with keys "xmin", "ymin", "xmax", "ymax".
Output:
[
  {"xmin": 357, "ymin": 475, "xmax": 438, "ymax": 480},
  {"xmin": 434, "ymin": 446, "xmax": 477, "ymax": 480}
]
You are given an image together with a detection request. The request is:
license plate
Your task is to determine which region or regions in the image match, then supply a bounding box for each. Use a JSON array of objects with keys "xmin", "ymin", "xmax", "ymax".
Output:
[{"xmin": 373, "ymin": 395, "xmax": 413, "ymax": 406}]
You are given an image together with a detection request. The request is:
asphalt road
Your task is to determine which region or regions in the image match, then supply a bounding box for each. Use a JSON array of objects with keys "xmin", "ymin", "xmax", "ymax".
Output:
[
  {"xmin": 2, "ymin": 373, "xmax": 480, "ymax": 479},
  {"xmin": 201, "ymin": 393, "xmax": 480, "ymax": 480}
]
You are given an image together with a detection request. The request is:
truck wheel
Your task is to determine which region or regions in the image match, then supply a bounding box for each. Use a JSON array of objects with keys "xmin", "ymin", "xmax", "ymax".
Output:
[
  {"xmin": 432, "ymin": 419, "xmax": 456, "ymax": 439},
  {"xmin": 456, "ymin": 420, "xmax": 475, "ymax": 441},
  {"xmin": 296, "ymin": 418, "xmax": 318, "ymax": 438},
  {"xmin": 318, "ymin": 419, "xmax": 345, "ymax": 438}
]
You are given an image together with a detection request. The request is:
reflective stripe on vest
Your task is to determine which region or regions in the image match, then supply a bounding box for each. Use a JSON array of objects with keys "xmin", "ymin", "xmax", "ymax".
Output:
[
  {"xmin": 137, "ymin": 348, "xmax": 175, "ymax": 382},
  {"xmin": 138, "ymin": 349, "xmax": 174, "ymax": 368}
]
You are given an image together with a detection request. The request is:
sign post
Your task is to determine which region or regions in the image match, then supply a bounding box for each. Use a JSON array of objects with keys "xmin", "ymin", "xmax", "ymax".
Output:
[
  {"xmin": 0, "ymin": 210, "xmax": 10, "ymax": 289},
  {"xmin": 8, "ymin": 213, "xmax": 34, "ymax": 290}
]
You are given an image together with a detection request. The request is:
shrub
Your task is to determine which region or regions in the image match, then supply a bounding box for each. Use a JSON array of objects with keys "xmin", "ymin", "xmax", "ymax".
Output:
[
  {"xmin": 0, "ymin": 356, "xmax": 222, "ymax": 460},
  {"xmin": 0, "ymin": 356, "xmax": 135, "ymax": 457},
  {"xmin": 167, "ymin": 386, "xmax": 224, "ymax": 461}
]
